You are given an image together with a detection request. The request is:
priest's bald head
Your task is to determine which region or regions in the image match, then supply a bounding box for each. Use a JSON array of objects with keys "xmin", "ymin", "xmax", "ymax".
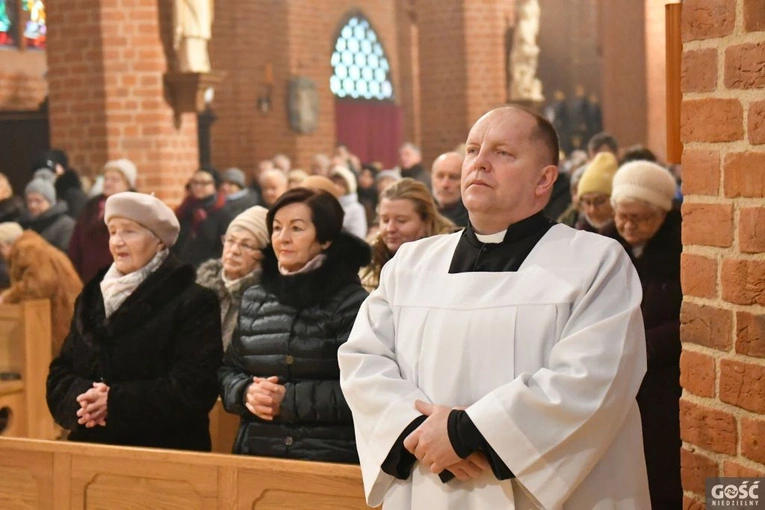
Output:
[{"xmin": 461, "ymin": 105, "xmax": 560, "ymax": 234}]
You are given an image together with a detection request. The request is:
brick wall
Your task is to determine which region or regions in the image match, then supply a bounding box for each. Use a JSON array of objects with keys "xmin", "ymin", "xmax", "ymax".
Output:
[
  {"xmin": 47, "ymin": 0, "xmax": 198, "ymax": 205},
  {"xmin": 0, "ymin": 50, "xmax": 47, "ymax": 110},
  {"xmin": 680, "ymin": 0, "xmax": 765, "ymax": 506}
]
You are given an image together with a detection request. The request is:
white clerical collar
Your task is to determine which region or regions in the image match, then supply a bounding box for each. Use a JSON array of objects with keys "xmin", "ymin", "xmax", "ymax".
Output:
[{"xmin": 475, "ymin": 229, "xmax": 507, "ymax": 244}]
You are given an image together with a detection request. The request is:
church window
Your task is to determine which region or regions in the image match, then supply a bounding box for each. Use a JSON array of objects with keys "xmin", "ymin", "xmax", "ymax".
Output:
[
  {"xmin": 0, "ymin": 0, "xmax": 17, "ymax": 47},
  {"xmin": 22, "ymin": 0, "xmax": 45, "ymax": 49}
]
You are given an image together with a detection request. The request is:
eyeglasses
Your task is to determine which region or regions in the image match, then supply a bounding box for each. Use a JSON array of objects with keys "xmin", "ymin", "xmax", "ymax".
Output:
[
  {"xmin": 190, "ymin": 179, "xmax": 215, "ymax": 187},
  {"xmin": 579, "ymin": 196, "xmax": 610, "ymax": 208},
  {"xmin": 614, "ymin": 211, "xmax": 658, "ymax": 226},
  {"xmin": 221, "ymin": 236, "xmax": 260, "ymax": 255}
]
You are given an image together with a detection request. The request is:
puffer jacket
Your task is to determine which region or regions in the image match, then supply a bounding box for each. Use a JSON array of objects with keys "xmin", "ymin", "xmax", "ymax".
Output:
[{"xmin": 218, "ymin": 231, "xmax": 371, "ymax": 463}]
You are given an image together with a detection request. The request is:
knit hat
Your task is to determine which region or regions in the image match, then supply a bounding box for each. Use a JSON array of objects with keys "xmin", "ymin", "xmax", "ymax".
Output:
[
  {"xmin": 104, "ymin": 192, "xmax": 180, "ymax": 248},
  {"xmin": 302, "ymin": 175, "xmax": 342, "ymax": 199},
  {"xmin": 226, "ymin": 205, "xmax": 269, "ymax": 248},
  {"xmin": 330, "ymin": 165, "xmax": 357, "ymax": 194},
  {"xmin": 103, "ymin": 159, "xmax": 138, "ymax": 189},
  {"xmin": 0, "ymin": 222, "xmax": 23, "ymax": 244},
  {"xmin": 612, "ymin": 161, "xmax": 678, "ymax": 212},
  {"xmin": 375, "ymin": 169, "xmax": 402, "ymax": 184},
  {"xmin": 222, "ymin": 167, "xmax": 246, "ymax": 189},
  {"xmin": 33, "ymin": 149, "xmax": 68, "ymax": 173},
  {"xmin": 577, "ymin": 152, "xmax": 619, "ymax": 197},
  {"xmin": 25, "ymin": 178, "xmax": 56, "ymax": 205},
  {"xmin": 33, "ymin": 168, "xmax": 57, "ymax": 183}
]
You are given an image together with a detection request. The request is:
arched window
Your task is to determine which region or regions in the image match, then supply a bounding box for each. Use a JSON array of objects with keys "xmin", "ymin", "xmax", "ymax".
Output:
[{"xmin": 330, "ymin": 14, "xmax": 393, "ymax": 101}]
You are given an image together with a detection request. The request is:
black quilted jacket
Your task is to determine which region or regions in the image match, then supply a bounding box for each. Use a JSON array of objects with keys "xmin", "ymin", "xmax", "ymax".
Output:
[{"xmin": 218, "ymin": 232, "xmax": 370, "ymax": 463}]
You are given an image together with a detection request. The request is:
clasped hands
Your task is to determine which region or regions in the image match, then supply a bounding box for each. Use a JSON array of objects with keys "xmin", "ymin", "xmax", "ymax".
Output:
[
  {"xmin": 245, "ymin": 376, "xmax": 286, "ymax": 421},
  {"xmin": 76, "ymin": 382, "xmax": 109, "ymax": 428},
  {"xmin": 403, "ymin": 400, "xmax": 490, "ymax": 482}
]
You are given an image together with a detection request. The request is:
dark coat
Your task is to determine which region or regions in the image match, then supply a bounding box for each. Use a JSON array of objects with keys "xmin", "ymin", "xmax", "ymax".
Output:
[
  {"xmin": 401, "ymin": 163, "xmax": 431, "ymax": 192},
  {"xmin": 55, "ymin": 170, "xmax": 88, "ymax": 219},
  {"xmin": 68, "ymin": 195, "xmax": 112, "ymax": 285},
  {"xmin": 225, "ymin": 189, "xmax": 261, "ymax": 218},
  {"xmin": 438, "ymin": 199, "xmax": 469, "ymax": 228},
  {"xmin": 21, "ymin": 201, "xmax": 76, "ymax": 253},
  {"xmin": 543, "ymin": 171, "xmax": 572, "ymax": 221},
  {"xmin": 0, "ymin": 195, "xmax": 23, "ymax": 223},
  {"xmin": 46, "ymin": 255, "xmax": 223, "ymax": 451},
  {"xmin": 174, "ymin": 193, "xmax": 234, "ymax": 269},
  {"xmin": 218, "ymin": 232, "xmax": 371, "ymax": 463},
  {"xmin": 605, "ymin": 209, "xmax": 682, "ymax": 509}
]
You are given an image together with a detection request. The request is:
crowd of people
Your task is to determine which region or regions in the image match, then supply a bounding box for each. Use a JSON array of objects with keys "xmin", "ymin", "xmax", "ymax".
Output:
[{"xmin": 0, "ymin": 105, "xmax": 683, "ymax": 509}]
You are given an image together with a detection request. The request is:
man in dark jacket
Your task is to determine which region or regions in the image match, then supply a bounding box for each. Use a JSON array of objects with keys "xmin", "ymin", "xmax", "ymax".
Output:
[
  {"xmin": 431, "ymin": 152, "xmax": 469, "ymax": 228},
  {"xmin": 220, "ymin": 167, "xmax": 260, "ymax": 216},
  {"xmin": 398, "ymin": 143, "xmax": 431, "ymax": 192}
]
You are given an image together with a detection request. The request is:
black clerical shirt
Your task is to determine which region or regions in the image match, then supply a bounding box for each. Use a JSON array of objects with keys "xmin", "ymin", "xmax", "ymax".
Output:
[{"xmin": 381, "ymin": 211, "xmax": 556, "ymax": 483}]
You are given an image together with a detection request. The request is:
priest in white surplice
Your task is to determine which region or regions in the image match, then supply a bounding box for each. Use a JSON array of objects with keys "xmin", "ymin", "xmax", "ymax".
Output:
[{"xmin": 338, "ymin": 106, "xmax": 650, "ymax": 510}]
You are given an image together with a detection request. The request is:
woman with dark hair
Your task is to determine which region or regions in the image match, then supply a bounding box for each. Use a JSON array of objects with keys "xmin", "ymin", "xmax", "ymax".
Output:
[
  {"xmin": 218, "ymin": 187, "xmax": 370, "ymax": 463},
  {"xmin": 360, "ymin": 178, "xmax": 454, "ymax": 291}
]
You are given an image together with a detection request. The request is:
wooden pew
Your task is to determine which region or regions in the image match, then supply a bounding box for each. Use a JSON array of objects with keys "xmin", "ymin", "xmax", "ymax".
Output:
[
  {"xmin": 0, "ymin": 299, "xmax": 55, "ymax": 440},
  {"xmin": 0, "ymin": 437, "xmax": 369, "ymax": 509}
]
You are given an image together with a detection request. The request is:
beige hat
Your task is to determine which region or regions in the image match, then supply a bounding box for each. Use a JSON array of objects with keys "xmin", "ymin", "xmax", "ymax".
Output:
[
  {"xmin": 103, "ymin": 159, "xmax": 138, "ymax": 189},
  {"xmin": 226, "ymin": 205, "xmax": 269, "ymax": 248},
  {"xmin": 302, "ymin": 175, "xmax": 342, "ymax": 199},
  {"xmin": 612, "ymin": 161, "xmax": 677, "ymax": 212},
  {"xmin": 104, "ymin": 192, "xmax": 180, "ymax": 248},
  {"xmin": 0, "ymin": 222, "xmax": 23, "ymax": 244},
  {"xmin": 577, "ymin": 152, "xmax": 619, "ymax": 197},
  {"xmin": 330, "ymin": 165, "xmax": 357, "ymax": 194}
]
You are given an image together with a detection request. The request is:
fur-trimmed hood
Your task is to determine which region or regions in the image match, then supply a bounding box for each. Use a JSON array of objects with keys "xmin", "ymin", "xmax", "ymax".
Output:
[{"xmin": 259, "ymin": 231, "xmax": 371, "ymax": 310}]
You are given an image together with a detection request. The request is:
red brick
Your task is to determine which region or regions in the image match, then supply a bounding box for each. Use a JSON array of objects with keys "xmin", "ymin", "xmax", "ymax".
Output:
[
  {"xmin": 681, "ymin": 302, "xmax": 732, "ymax": 351},
  {"xmin": 722, "ymin": 460, "xmax": 765, "ymax": 477},
  {"xmin": 737, "ymin": 311, "xmax": 765, "ymax": 358},
  {"xmin": 723, "ymin": 152, "xmax": 765, "ymax": 198},
  {"xmin": 739, "ymin": 208, "xmax": 765, "ymax": 253},
  {"xmin": 681, "ymin": 448, "xmax": 719, "ymax": 494},
  {"xmin": 681, "ymin": 253, "xmax": 718, "ymax": 299},
  {"xmin": 748, "ymin": 101, "xmax": 765, "ymax": 145},
  {"xmin": 720, "ymin": 359, "xmax": 765, "ymax": 413},
  {"xmin": 682, "ymin": 49, "xmax": 718, "ymax": 93},
  {"xmin": 682, "ymin": 149, "xmax": 720, "ymax": 195},
  {"xmin": 741, "ymin": 417, "xmax": 765, "ymax": 464},
  {"xmin": 681, "ymin": 99, "xmax": 744, "ymax": 143},
  {"xmin": 680, "ymin": 400, "xmax": 737, "ymax": 455},
  {"xmin": 682, "ymin": 203, "xmax": 734, "ymax": 247},
  {"xmin": 680, "ymin": 350, "xmax": 716, "ymax": 397},
  {"xmin": 682, "ymin": 0, "xmax": 736, "ymax": 41},
  {"xmin": 721, "ymin": 259, "xmax": 765, "ymax": 306},
  {"xmin": 725, "ymin": 42, "xmax": 765, "ymax": 90},
  {"xmin": 745, "ymin": 0, "xmax": 765, "ymax": 32}
]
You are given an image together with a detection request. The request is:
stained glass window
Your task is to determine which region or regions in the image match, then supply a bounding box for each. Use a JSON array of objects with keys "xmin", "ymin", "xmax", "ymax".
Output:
[
  {"xmin": 22, "ymin": 0, "xmax": 45, "ymax": 49},
  {"xmin": 0, "ymin": 0, "xmax": 17, "ymax": 47},
  {"xmin": 331, "ymin": 15, "xmax": 393, "ymax": 100}
]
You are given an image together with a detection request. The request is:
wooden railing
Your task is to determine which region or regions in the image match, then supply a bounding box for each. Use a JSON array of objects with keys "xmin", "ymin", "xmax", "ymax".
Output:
[{"xmin": 0, "ymin": 437, "xmax": 369, "ymax": 509}]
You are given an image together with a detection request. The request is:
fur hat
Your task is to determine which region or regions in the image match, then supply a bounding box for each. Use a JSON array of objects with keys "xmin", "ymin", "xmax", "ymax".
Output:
[
  {"xmin": 0, "ymin": 222, "xmax": 23, "ymax": 244},
  {"xmin": 612, "ymin": 161, "xmax": 677, "ymax": 212},
  {"xmin": 577, "ymin": 152, "xmax": 619, "ymax": 197},
  {"xmin": 103, "ymin": 158, "xmax": 138, "ymax": 189},
  {"xmin": 25, "ymin": 178, "xmax": 56, "ymax": 205},
  {"xmin": 301, "ymin": 175, "xmax": 342, "ymax": 199},
  {"xmin": 222, "ymin": 167, "xmax": 246, "ymax": 189},
  {"xmin": 104, "ymin": 192, "xmax": 180, "ymax": 248},
  {"xmin": 226, "ymin": 205, "xmax": 269, "ymax": 248},
  {"xmin": 330, "ymin": 165, "xmax": 357, "ymax": 194}
]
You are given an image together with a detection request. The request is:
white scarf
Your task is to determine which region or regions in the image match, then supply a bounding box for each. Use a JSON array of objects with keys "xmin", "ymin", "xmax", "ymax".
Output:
[
  {"xmin": 100, "ymin": 249, "xmax": 169, "ymax": 318},
  {"xmin": 278, "ymin": 253, "xmax": 327, "ymax": 276}
]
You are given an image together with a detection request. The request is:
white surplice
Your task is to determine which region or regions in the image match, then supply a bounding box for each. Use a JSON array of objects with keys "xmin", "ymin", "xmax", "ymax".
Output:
[{"xmin": 338, "ymin": 224, "xmax": 650, "ymax": 510}]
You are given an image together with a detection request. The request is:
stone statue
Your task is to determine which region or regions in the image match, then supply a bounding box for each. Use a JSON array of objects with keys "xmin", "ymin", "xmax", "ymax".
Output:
[
  {"xmin": 509, "ymin": 0, "xmax": 544, "ymax": 103},
  {"xmin": 173, "ymin": 0, "xmax": 214, "ymax": 73}
]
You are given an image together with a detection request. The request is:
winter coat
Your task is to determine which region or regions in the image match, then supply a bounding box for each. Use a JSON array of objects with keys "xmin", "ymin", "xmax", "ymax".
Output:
[
  {"xmin": 196, "ymin": 258, "xmax": 262, "ymax": 350},
  {"xmin": 225, "ymin": 189, "xmax": 261, "ymax": 218},
  {"xmin": 338, "ymin": 193, "xmax": 368, "ymax": 239},
  {"xmin": 21, "ymin": 201, "xmax": 76, "ymax": 253},
  {"xmin": 55, "ymin": 170, "xmax": 88, "ymax": 219},
  {"xmin": 400, "ymin": 163, "xmax": 431, "ymax": 192},
  {"xmin": 1, "ymin": 230, "xmax": 82, "ymax": 356},
  {"xmin": 174, "ymin": 193, "xmax": 234, "ymax": 269},
  {"xmin": 218, "ymin": 232, "xmax": 371, "ymax": 463},
  {"xmin": 46, "ymin": 255, "xmax": 223, "ymax": 451},
  {"xmin": 68, "ymin": 195, "xmax": 112, "ymax": 285},
  {"xmin": 604, "ymin": 209, "xmax": 682, "ymax": 509},
  {"xmin": 438, "ymin": 200, "xmax": 469, "ymax": 228}
]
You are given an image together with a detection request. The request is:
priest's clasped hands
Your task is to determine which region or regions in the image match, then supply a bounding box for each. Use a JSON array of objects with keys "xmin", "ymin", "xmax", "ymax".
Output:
[
  {"xmin": 403, "ymin": 400, "xmax": 490, "ymax": 482},
  {"xmin": 76, "ymin": 382, "xmax": 109, "ymax": 428},
  {"xmin": 245, "ymin": 376, "xmax": 286, "ymax": 420}
]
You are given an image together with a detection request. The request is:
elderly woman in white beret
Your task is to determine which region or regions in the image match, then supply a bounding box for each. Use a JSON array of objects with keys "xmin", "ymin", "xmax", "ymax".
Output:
[
  {"xmin": 46, "ymin": 191, "xmax": 223, "ymax": 451},
  {"xmin": 603, "ymin": 161, "xmax": 682, "ymax": 510},
  {"xmin": 197, "ymin": 205, "xmax": 269, "ymax": 350}
]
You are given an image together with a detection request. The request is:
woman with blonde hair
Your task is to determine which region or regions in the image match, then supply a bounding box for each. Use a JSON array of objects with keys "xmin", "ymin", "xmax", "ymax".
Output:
[{"xmin": 361, "ymin": 178, "xmax": 454, "ymax": 291}]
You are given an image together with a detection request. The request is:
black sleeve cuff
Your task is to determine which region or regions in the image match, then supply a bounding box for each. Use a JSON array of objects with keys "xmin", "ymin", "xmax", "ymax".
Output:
[
  {"xmin": 381, "ymin": 415, "xmax": 427, "ymax": 480},
  {"xmin": 445, "ymin": 410, "xmax": 516, "ymax": 482}
]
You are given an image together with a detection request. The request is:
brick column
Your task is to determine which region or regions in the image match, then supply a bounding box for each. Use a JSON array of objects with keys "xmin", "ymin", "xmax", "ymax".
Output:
[
  {"xmin": 47, "ymin": 0, "xmax": 198, "ymax": 204},
  {"xmin": 679, "ymin": 0, "xmax": 765, "ymax": 506}
]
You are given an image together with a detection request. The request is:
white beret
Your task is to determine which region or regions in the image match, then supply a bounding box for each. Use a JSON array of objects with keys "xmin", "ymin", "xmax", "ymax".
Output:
[{"xmin": 104, "ymin": 192, "xmax": 180, "ymax": 248}]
